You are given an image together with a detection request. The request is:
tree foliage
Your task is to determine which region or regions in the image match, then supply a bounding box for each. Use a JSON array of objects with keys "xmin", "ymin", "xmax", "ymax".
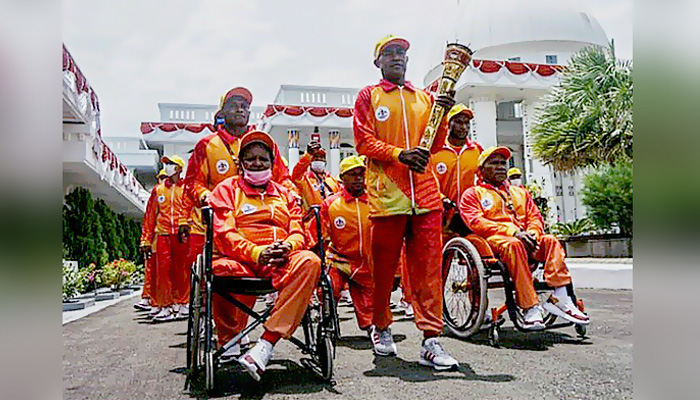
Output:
[
  {"xmin": 63, "ymin": 187, "xmax": 142, "ymax": 269},
  {"xmin": 581, "ymin": 162, "xmax": 633, "ymax": 237},
  {"xmin": 531, "ymin": 41, "xmax": 633, "ymax": 172}
]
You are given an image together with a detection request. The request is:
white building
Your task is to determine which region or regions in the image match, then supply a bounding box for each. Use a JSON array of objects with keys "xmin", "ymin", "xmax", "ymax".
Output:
[
  {"xmin": 124, "ymin": 0, "xmax": 610, "ymax": 224},
  {"xmin": 422, "ymin": 0, "xmax": 610, "ymax": 223},
  {"xmin": 62, "ymin": 45, "xmax": 150, "ymax": 218}
]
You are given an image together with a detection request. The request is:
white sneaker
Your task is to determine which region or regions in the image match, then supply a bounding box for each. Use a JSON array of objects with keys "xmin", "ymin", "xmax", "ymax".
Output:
[
  {"xmin": 339, "ymin": 289, "xmax": 353, "ymax": 306},
  {"xmin": 153, "ymin": 307, "xmax": 175, "ymax": 322},
  {"xmin": 403, "ymin": 303, "xmax": 414, "ymax": 319},
  {"xmin": 175, "ymin": 304, "xmax": 189, "ymax": 320},
  {"xmin": 219, "ymin": 343, "xmax": 241, "ymax": 364},
  {"xmin": 134, "ymin": 299, "xmax": 151, "ymax": 311},
  {"xmin": 370, "ymin": 326, "xmax": 397, "ymax": 356},
  {"xmin": 419, "ymin": 337, "xmax": 459, "ymax": 371},
  {"xmin": 522, "ymin": 305, "xmax": 545, "ymax": 331},
  {"xmin": 149, "ymin": 306, "xmax": 163, "ymax": 317},
  {"xmin": 543, "ymin": 295, "xmax": 590, "ymax": 325},
  {"xmin": 239, "ymin": 339, "xmax": 274, "ymax": 382}
]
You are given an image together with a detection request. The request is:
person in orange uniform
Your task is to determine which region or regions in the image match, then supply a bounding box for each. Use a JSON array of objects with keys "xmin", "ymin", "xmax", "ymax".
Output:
[
  {"xmin": 507, "ymin": 167, "xmax": 525, "ymax": 187},
  {"xmin": 433, "ymin": 104, "xmax": 483, "ymax": 239},
  {"xmin": 291, "ymin": 140, "xmax": 340, "ymax": 210},
  {"xmin": 134, "ymin": 169, "xmax": 169, "ymax": 312},
  {"xmin": 353, "ymin": 35, "xmax": 459, "ymax": 370},
  {"xmin": 183, "ymin": 86, "xmax": 295, "ymax": 208},
  {"xmin": 459, "ymin": 146, "xmax": 590, "ymax": 329},
  {"xmin": 309, "ymin": 155, "xmax": 374, "ymax": 334},
  {"xmin": 139, "ymin": 156, "xmax": 190, "ymax": 322},
  {"xmin": 208, "ymin": 131, "xmax": 321, "ymax": 381}
]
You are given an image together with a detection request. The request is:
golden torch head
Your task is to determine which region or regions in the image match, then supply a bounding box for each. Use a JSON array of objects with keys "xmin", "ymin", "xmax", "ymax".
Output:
[{"xmin": 441, "ymin": 43, "xmax": 473, "ymax": 83}]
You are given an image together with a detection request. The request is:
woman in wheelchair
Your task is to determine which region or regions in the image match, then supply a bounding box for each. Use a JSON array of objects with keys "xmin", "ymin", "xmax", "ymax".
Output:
[
  {"xmin": 207, "ymin": 130, "xmax": 322, "ymax": 381},
  {"xmin": 459, "ymin": 146, "xmax": 590, "ymax": 330}
]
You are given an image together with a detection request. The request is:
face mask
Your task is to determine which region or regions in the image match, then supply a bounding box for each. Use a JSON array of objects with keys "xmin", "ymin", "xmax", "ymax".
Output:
[
  {"xmin": 164, "ymin": 164, "xmax": 178, "ymax": 176},
  {"xmin": 243, "ymin": 168, "xmax": 272, "ymax": 186},
  {"xmin": 510, "ymin": 178, "xmax": 523, "ymax": 186},
  {"xmin": 311, "ymin": 161, "xmax": 326, "ymax": 173}
]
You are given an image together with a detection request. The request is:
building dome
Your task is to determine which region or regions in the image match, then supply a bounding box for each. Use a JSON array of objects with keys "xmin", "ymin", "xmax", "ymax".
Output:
[
  {"xmin": 453, "ymin": 0, "xmax": 608, "ymax": 57},
  {"xmin": 425, "ymin": 0, "xmax": 609, "ymax": 70}
]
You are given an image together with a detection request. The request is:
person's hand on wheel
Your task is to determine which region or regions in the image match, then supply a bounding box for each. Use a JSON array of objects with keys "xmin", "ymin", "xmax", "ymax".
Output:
[
  {"xmin": 515, "ymin": 231, "xmax": 537, "ymax": 253},
  {"xmin": 398, "ymin": 147, "xmax": 430, "ymax": 173}
]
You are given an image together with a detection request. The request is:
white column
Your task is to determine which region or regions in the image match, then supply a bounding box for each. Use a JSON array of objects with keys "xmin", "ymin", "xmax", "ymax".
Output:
[
  {"xmin": 287, "ymin": 129, "xmax": 300, "ymax": 171},
  {"xmin": 469, "ymin": 97, "xmax": 497, "ymax": 149},
  {"xmin": 522, "ymin": 101, "xmax": 558, "ymax": 226},
  {"xmin": 329, "ymin": 130, "xmax": 341, "ymax": 177}
]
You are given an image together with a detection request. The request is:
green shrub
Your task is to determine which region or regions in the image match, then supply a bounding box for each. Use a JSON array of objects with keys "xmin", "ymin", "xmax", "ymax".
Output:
[
  {"xmin": 581, "ymin": 162, "xmax": 633, "ymax": 236},
  {"xmin": 62, "ymin": 262, "xmax": 86, "ymax": 301},
  {"xmin": 551, "ymin": 218, "xmax": 596, "ymax": 238}
]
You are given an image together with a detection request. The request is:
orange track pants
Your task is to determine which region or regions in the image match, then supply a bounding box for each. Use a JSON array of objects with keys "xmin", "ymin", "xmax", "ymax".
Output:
[
  {"xmin": 329, "ymin": 264, "xmax": 374, "ymax": 330},
  {"xmin": 211, "ymin": 250, "xmax": 321, "ymax": 347},
  {"xmin": 370, "ymin": 211, "xmax": 444, "ymax": 335},
  {"xmin": 142, "ymin": 255, "xmax": 154, "ymax": 299},
  {"xmin": 487, "ymin": 234, "xmax": 572, "ymax": 309},
  {"xmin": 153, "ymin": 235, "xmax": 188, "ymax": 308}
]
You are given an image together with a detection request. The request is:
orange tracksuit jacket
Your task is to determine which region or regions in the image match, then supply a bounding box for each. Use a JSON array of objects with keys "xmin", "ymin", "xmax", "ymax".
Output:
[
  {"xmin": 208, "ymin": 176, "xmax": 320, "ymax": 342},
  {"xmin": 291, "ymin": 153, "xmax": 341, "ymax": 209},
  {"xmin": 433, "ymin": 140, "xmax": 483, "ymax": 205},
  {"xmin": 353, "ymin": 79, "xmax": 449, "ymax": 216},
  {"xmin": 316, "ymin": 187, "xmax": 373, "ymax": 329},
  {"xmin": 140, "ymin": 180, "xmax": 186, "ymax": 246},
  {"xmin": 139, "ymin": 180, "xmax": 189, "ymax": 307},
  {"xmin": 459, "ymin": 181, "xmax": 571, "ymax": 308},
  {"xmin": 183, "ymin": 127, "xmax": 296, "ymax": 205}
]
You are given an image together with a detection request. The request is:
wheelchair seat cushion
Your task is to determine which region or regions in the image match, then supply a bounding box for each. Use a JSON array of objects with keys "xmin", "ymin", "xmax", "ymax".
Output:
[{"xmin": 212, "ymin": 276, "xmax": 276, "ymax": 295}]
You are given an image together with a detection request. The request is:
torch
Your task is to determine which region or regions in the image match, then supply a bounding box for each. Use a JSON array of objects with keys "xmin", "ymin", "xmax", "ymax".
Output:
[{"xmin": 418, "ymin": 43, "xmax": 473, "ymax": 150}]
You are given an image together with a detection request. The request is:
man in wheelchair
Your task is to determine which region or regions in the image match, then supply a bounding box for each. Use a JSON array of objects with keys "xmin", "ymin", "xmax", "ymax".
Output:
[
  {"xmin": 459, "ymin": 146, "xmax": 590, "ymax": 330},
  {"xmin": 207, "ymin": 131, "xmax": 322, "ymax": 381}
]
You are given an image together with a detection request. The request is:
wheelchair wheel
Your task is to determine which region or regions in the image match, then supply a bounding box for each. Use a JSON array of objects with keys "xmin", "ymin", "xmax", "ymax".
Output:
[
  {"xmin": 442, "ymin": 237, "xmax": 488, "ymax": 339},
  {"xmin": 187, "ymin": 255, "xmax": 202, "ymax": 371},
  {"xmin": 203, "ymin": 280, "xmax": 216, "ymax": 393},
  {"xmin": 316, "ymin": 335, "xmax": 334, "ymax": 382}
]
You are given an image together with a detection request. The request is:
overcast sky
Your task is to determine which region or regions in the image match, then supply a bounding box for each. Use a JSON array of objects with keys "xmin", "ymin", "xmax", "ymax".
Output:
[{"xmin": 62, "ymin": 0, "xmax": 632, "ymax": 138}]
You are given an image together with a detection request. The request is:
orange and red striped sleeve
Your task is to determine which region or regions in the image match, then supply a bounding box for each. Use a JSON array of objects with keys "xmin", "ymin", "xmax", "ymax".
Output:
[
  {"xmin": 184, "ymin": 137, "xmax": 213, "ymax": 204},
  {"xmin": 140, "ymin": 187, "xmax": 159, "ymax": 246},
  {"xmin": 353, "ymin": 86, "xmax": 403, "ymax": 163},
  {"xmin": 523, "ymin": 191, "xmax": 545, "ymax": 238}
]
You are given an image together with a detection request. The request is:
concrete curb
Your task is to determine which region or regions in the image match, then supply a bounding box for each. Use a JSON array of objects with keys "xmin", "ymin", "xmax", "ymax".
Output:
[
  {"xmin": 568, "ymin": 261, "xmax": 633, "ymax": 290},
  {"xmin": 62, "ymin": 290, "xmax": 142, "ymax": 325}
]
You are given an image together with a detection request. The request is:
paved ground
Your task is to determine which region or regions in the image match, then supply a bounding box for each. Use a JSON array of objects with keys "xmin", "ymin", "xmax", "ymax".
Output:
[{"xmin": 63, "ymin": 289, "xmax": 632, "ymax": 400}]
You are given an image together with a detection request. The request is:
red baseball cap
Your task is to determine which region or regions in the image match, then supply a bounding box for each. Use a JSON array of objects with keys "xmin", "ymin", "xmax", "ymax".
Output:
[
  {"xmin": 220, "ymin": 87, "xmax": 253, "ymax": 107},
  {"xmin": 240, "ymin": 130, "xmax": 276, "ymax": 156}
]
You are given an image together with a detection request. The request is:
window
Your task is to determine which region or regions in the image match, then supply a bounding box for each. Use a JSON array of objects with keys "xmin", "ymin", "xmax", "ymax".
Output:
[
  {"xmin": 514, "ymin": 102, "xmax": 523, "ymax": 118},
  {"xmin": 555, "ymin": 185, "xmax": 563, "ymax": 196},
  {"xmin": 545, "ymin": 55, "xmax": 558, "ymax": 64},
  {"xmin": 508, "ymin": 57, "xmax": 521, "ymax": 62},
  {"xmin": 568, "ymin": 185, "xmax": 575, "ymax": 196}
]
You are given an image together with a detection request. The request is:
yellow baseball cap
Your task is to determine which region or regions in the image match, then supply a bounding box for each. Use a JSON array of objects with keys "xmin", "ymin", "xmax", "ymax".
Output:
[
  {"xmin": 156, "ymin": 169, "xmax": 168, "ymax": 178},
  {"xmin": 374, "ymin": 35, "xmax": 410, "ymax": 59},
  {"xmin": 477, "ymin": 146, "xmax": 512, "ymax": 167},
  {"xmin": 508, "ymin": 167, "xmax": 522, "ymax": 177},
  {"xmin": 161, "ymin": 154, "xmax": 185, "ymax": 169},
  {"xmin": 447, "ymin": 103, "xmax": 474, "ymax": 122},
  {"xmin": 339, "ymin": 155, "xmax": 366, "ymax": 175}
]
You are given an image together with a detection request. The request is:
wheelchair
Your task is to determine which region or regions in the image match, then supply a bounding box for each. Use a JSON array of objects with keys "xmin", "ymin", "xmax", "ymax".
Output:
[
  {"xmin": 186, "ymin": 205, "xmax": 339, "ymax": 393},
  {"xmin": 441, "ymin": 216, "xmax": 587, "ymax": 347}
]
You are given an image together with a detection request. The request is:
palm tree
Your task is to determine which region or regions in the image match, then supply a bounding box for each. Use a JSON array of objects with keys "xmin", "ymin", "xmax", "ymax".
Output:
[{"xmin": 531, "ymin": 41, "xmax": 632, "ymax": 172}]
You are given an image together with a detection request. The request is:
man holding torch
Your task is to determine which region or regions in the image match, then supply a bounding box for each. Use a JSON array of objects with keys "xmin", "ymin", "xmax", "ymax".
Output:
[{"xmin": 353, "ymin": 35, "xmax": 461, "ymax": 370}]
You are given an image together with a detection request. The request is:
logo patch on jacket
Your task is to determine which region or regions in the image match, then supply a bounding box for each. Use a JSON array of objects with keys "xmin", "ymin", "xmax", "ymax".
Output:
[
  {"xmin": 375, "ymin": 106, "xmax": 390, "ymax": 122},
  {"xmin": 216, "ymin": 159, "xmax": 230, "ymax": 174},
  {"xmin": 240, "ymin": 203, "xmax": 257, "ymax": 215},
  {"xmin": 481, "ymin": 195, "xmax": 494, "ymax": 210},
  {"xmin": 436, "ymin": 162, "xmax": 448, "ymax": 175},
  {"xmin": 334, "ymin": 216, "xmax": 346, "ymax": 229},
  {"xmin": 157, "ymin": 195, "xmax": 166, "ymax": 203}
]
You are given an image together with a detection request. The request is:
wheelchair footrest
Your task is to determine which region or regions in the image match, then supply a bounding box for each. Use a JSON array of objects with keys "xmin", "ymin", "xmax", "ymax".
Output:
[{"xmin": 212, "ymin": 276, "xmax": 276, "ymax": 295}]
